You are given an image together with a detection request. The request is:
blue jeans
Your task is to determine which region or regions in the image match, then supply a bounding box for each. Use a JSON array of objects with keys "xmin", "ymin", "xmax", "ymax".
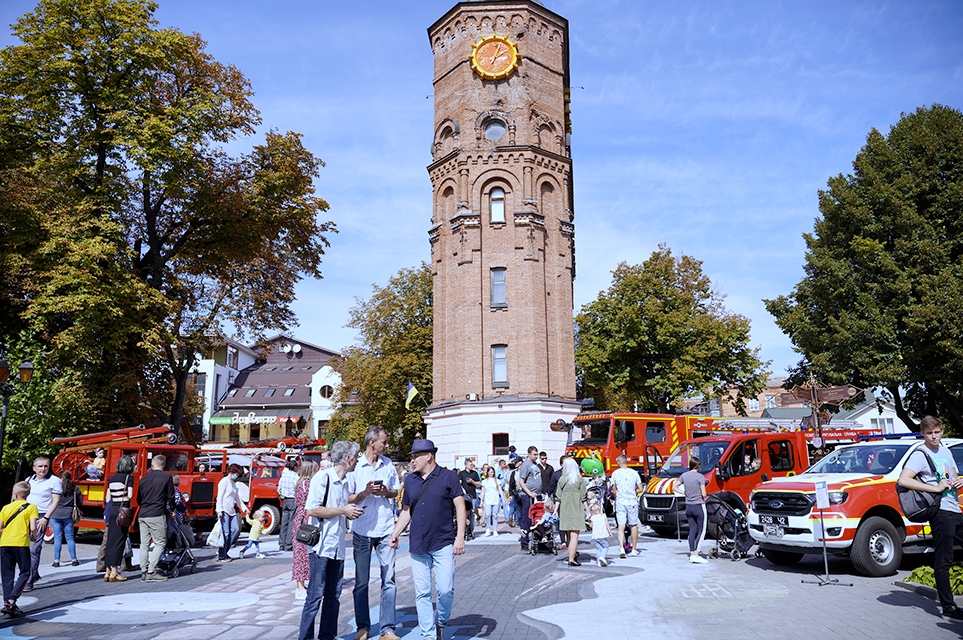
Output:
[
  {"xmin": 50, "ymin": 518, "xmax": 77, "ymax": 562},
  {"xmin": 352, "ymin": 534, "xmax": 396, "ymax": 635},
  {"xmin": 219, "ymin": 512, "xmax": 237, "ymax": 560},
  {"xmin": 484, "ymin": 503, "xmax": 499, "ymax": 529},
  {"xmin": 298, "ymin": 553, "xmax": 344, "ymax": 640},
  {"xmin": 410, "ymin": 544, "xmax": 455, "ymax": 640}
]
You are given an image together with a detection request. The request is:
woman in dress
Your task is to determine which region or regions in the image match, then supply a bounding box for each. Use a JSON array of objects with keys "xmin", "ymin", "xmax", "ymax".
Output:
[
  {"xmin": 556, "ymin": 457, "xmax": 588, "ymax": 567},
  {"xmin": 104, "ymin": 455, "xmax": 134, "ymax": 582},
  {"xmin": 291, "ymin": 460, "xmax": 318, "ymax": 599},
  {"xmin": 215, "ymin": 463, "xmax": 248, "ymax": 561},
  {"xmin": 50, "ymin": 470, "xmax": 81, "ymax": 567}
]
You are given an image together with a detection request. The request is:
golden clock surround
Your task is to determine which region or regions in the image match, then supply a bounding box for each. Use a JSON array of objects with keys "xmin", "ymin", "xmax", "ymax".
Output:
[{"xmin": 470, "ymin": 35, "xmax": 519, "ymax": 81}]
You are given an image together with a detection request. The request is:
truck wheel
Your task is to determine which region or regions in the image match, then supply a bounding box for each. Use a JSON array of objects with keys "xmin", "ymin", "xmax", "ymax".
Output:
[
  {"xmin": 258, "ymin": 504, "xmax": 281, "ymax": 535},
  {"xmin": 761, "ymin": 548, "xmax": 804, "ymax": 566},
  {"xmin": 851, "ymin": 516, "xmax": 901, "ymax": 577}
]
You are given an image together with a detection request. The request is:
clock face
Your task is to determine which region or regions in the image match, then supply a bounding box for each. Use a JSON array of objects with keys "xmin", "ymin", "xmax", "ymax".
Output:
[{"xmin": 471, "ymin": 36, "xmax": 519, "ymax": 81}]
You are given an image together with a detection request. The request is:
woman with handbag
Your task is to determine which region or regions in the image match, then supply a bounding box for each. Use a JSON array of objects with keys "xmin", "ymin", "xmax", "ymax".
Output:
[
  {"xmin": 215, "ymin": 463, "xmax": 249, "ymax": 562},
  {"xmin": 49, "ymin": 470, "xmax": 82, "ymax": 567},
  {"xmin": 291, "ymin": 459, "xmax": 318, "ymax": 599},
  {"xmin": 103, "ymin": 456, "xmax": 134, "ymax": 582}
]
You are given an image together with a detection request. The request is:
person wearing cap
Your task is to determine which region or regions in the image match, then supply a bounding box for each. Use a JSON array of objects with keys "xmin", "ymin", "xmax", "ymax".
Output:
[{"xmin": 390, "ymin": 440, "xmax": 465, "ymax": 640}]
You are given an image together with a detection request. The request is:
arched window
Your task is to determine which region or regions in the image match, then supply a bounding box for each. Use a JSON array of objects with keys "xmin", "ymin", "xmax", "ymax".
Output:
[
  {"xmin": 540, "ymin": 182, "xmax": 555, "ymax": 214},
  {"xmin": 490, "ymin": 187, "xmax": 505, "ymax": 224}
]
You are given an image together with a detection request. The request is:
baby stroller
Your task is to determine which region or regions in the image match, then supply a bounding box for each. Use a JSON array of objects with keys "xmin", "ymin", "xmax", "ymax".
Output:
[
  {"xmin": 527, "ymin": 501, "xmax": 558, "ymax": 556},
  {"xmin": 705, "ymin": 495, "xmax": 755, "ymax": 561},
  {"xmin": 156, "ymin": 517, "xmax": 198, "ymax": 578}
]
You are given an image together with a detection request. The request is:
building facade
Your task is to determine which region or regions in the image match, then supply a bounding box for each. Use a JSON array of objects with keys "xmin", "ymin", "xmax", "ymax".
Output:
[
  {"xmin": 424, "ymin": 1, "xmax": 581, "ymax": 466},
  {"xmin": 208, "ymin": 335, "xmax": 340, "ymax": 444}
]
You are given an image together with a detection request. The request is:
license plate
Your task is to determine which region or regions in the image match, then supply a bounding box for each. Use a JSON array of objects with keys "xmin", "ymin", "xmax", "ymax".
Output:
[
  {"xmin": 647, "ymin": 514, "xmax": 665, "ymax": 523},
  {"xmin": 759, "ymin": 515, "xmax": 788, "ymax": 526},
  {"xmin": 763, "ymin": 524, "xmax": 784, "ymax": 537}
]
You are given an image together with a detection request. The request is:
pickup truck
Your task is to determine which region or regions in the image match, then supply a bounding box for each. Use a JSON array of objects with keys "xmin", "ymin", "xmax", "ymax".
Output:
[
  {"xmin": 748, "ymin": 437, "xmax": 962, "ymax": 577},
  {"xmin": 643, "ymin": 430, "xmax": 810, "ymax": 537}
]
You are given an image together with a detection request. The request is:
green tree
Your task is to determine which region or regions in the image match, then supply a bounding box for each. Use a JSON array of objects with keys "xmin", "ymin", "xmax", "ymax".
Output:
[
  {"xmin": 576, "ymin": 246, "xmax": 769, "ymax": 414},
  {"xmin": 0, "ymin": 0, "xmax": 334, "ymax": 434},
  {"xmin": 327, "ymin": 264, "xmax": 432, "ymax": 455},
  {"xmin": 766, "ymin": 104, "xmax": 963, "ymax": 432}
]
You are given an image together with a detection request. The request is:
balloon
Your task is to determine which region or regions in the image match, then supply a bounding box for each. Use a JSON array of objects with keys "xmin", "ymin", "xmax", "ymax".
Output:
[{"xmin": 580, "ymin": 457, "xmax": 604, "ymax": 477}]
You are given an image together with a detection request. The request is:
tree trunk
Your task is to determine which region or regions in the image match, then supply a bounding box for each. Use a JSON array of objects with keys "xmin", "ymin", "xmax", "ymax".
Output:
[{"xmin": 887, "ymin": 385, "xmax": 919, "ymax": 432}]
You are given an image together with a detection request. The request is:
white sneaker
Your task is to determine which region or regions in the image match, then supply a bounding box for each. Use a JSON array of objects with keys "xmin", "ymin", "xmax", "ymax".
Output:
[
  {"xmin": 238, "ymin": 550, "xmax": 245, "ymax": 559},
  {"xmin": 628, "ymin": 549, "xmax": 640, "ymax": 557},
  {"xmin": 599, "ymin": 557, "xmax": 608, "ymax": 567},
  {"xmin": 295, "ymin": 588, "xmax": 307, "ymax": 600},
  {"xmin": 255, "ymin": 553, "xmax": 265, "ymax": 559},
  {"xmin": 485, "ymin": 530, "xmax": 493, "ymax": 537},
  {"xmin": 690, "ymin": 555, "xmax": 708, "ymax": 564}
]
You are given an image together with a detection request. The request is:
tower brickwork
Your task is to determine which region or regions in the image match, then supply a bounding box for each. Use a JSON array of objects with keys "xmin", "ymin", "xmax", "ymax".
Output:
[{"xmin": 425, "ymin": 0, "xmax": 579, "ymax": 466}]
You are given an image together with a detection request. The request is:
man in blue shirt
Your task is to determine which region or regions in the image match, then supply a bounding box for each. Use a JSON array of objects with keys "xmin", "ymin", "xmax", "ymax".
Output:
[{"xmin": 390, "ymin": 440, "xmax": 465, "ymax": 640}]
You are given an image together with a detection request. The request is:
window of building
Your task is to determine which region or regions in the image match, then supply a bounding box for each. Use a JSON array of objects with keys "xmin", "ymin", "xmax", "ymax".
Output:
[
  {"xmin": 491, "ymin": 267, "xmax": 506, "ymax": 307},
  {"xmin": 320, "ymin": 385, "xmax": 334, "ymax": 399},
  {"xmin": 283, "ymin": 388, "xmax": 295, "ymax": 397},
  {"xmin": 492, "ymin": 433, "xmax": 509, "ymax": 456},
  {"xmin": 492, "ymin": 344, "xmax": 508, "ymax": 388},
  {"xmin": 263, "ymin": 389, "xmax": 275, "ymax": 397},
  {"xmin": 484, "ymin": 119, "xmax": 506, "ymax": 141},
  {"xmin": 282, "ymin": 366, "xmax": 294, "ymax": 371},
  {"xmin": 871, "ymin": 418, "xmax": 895, "ymax": 434},
  {"xmin": 300, "ymin": 366, "xmax": 312, "ymax": 371},
  {"xmin": 227, "ymin": 347, "xmax": 238, "ymax": 369},
  {"xmin": 748, "ymin": 398, "xmax": 760, "ymax": 412},
  {"xmin": 229, "ymin": 425, "xmax": 240, "ymax": 441},
  {"xmin": 250, "ymin": 425, "xmax": 260, "ymax": 441},
  {"xmin": 244, "ymin": 389, "xmax": 255, "ymax": 397},
  {"xmin": 490, "ymin": 187, "xmax": 505, "ymax": 224},
  {"xmin": 765, "ymin": 395, "xmax": 776, "ymax": 409},
  {"xmin": 228, "ymin": 388, "xmax": 238, "ymax": 397}
]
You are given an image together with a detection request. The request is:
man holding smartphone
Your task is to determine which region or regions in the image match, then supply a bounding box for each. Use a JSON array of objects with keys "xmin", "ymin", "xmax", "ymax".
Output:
[{"xmin": 348, "ymin": 426, "xmax": 400, "ymax": 640}]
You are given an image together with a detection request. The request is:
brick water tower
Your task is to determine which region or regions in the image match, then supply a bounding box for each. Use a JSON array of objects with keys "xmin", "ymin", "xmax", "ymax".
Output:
[{"xmin": 424, "ymin": 0, "xmax": 580, "ymax": 467}]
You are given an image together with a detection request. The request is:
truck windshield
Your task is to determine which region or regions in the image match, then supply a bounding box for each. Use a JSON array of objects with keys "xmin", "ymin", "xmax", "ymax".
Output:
[
  {"xmin": 573, "ymin": 419, "xmax": 609, "ymax": 444},
  {"xmin": 657, "ymin": 440, "xmax": 730, "ymax": 478},
  {"xmin": 806, "ymin": 443, "xmax": 911, "ymax": 475}
]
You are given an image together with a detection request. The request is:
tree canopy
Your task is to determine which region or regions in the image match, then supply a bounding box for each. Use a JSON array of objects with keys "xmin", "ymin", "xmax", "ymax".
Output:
[
  {"xmin": 326, "ymin": 264, "xmax": 432, "ymax": 456},
  {"xmin": 0, "ymin": 0, "xmax": 334, "ymax": 448},
  {"xmin": 576, "ymin": 246, "xmax": 769, "ymax": 414},
  {"xmin": 766, "ymin": 104, "xmax": 963, "ymax": 432}
]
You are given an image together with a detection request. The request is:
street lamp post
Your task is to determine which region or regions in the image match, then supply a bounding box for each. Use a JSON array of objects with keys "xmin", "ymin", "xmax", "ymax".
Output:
[{"xmin": 0, "ymin": 354, "xmax": 34, "ymax": 468}]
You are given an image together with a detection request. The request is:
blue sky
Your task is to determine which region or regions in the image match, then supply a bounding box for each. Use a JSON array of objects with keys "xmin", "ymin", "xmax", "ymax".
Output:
[{"xmin": 3, "ymin": 0, "xmax": 962, "ymax": 376}]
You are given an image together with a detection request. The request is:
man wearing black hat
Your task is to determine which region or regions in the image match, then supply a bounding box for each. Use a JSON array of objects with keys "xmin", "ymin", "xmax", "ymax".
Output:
[{"xmin": 390, "ymin": 440, "xmax": 465, "ymax": 640}]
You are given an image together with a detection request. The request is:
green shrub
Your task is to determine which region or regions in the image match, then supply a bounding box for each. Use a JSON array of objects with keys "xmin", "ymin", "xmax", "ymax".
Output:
[{"xmin": 904, "ymin": 564, "xmax": 963, "ymax": 595}]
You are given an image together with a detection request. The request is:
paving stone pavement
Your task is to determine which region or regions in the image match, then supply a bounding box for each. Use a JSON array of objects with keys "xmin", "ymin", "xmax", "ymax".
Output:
[{"xmin": 2, "ymin": 523, "xmax": 963, "ymax": 639}]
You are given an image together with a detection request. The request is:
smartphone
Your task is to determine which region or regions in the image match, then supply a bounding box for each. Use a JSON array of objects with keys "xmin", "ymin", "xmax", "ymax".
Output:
[{"xmin": 373, "ymin": 480, "xmax": 384, "ymax": 486}]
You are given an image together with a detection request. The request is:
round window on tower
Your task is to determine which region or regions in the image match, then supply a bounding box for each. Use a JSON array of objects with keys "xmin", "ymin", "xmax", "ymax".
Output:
[{"xmin": 484, "ymin": 119, "xmax": 506, "ymax": 141}]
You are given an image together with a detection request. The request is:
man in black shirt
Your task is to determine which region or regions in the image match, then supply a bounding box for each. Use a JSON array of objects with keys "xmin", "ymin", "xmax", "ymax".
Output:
[
  {"xmin": 458, "ymin": 459, "xmax": 480, "ymax": 539},
  {"xmin": 137, "ymin": 454, "xmax": 175, "ymax": 581},
  {"xmin": 538, "ymin": 452, "xmax": 554, "ymax": 496}
]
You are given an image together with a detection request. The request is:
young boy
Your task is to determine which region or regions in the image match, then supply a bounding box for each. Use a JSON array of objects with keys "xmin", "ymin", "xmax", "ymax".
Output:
[
  {"xmin": 239, "ymin": 511, "xmax": 269, "ymax": 559},
  {"xmin": 590, "ymin": 503, "xmax": 612, "ymax": 566},
  {"xmin": 899, "ymin": 415, "xmax": 963, "ymax": 621},
  {"xmin": 0, "ymin": 482, "xmax": 39, "ymax": 618}
]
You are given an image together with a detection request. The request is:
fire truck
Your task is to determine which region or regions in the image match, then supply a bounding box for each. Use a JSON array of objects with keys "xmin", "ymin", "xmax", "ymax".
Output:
[
  {"xmin": 49, "ymin": 424, "xmax": 226, "ymax": 534},
  {"xmin": 642, "ymin": 429, "xmax": 812, "ymax": 537},
  {"xmin": 560, "ymin": 411, "xmax": 875, "ymax": 479}
]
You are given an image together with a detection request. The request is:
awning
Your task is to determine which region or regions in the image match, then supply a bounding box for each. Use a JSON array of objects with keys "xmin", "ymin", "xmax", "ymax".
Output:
[{"xmin": 209, "ymin": 408, "xmax": 308, "ymax": 425}]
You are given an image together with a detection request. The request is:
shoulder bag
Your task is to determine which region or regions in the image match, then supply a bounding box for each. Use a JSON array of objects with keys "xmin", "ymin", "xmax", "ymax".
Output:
[
  {"xmin": 115, "ymin": 474, "xmax": 134, "ymax": 529},
  {"xmin": 295, "ymin": 476, "xmax": 331, "ymax": 547},
  {"xmin": 72, "ymin": 488, "xmax": 82, "ymax": 525},
  {"xmin": 896, "ymin": 446, "xmax": 942, "ymax": 523}
]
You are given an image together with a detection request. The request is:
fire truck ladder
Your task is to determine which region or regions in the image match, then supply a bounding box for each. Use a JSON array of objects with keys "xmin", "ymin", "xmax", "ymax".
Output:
[{"xmin": 50, "ymin": 423, "xmax": 178, "ymax": 453}]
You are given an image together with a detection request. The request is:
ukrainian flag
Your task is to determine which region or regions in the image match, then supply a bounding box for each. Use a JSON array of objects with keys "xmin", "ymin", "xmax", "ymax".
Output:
[{"xmin": 405, "ymin": 381, "xmax": 419, "ymax": 410}]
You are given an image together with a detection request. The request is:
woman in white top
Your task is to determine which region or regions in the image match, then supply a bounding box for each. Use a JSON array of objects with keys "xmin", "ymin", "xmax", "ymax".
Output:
[
  {"xmin": 215, "ymin": 463, "xmax": 249, "ymax": 561},
  {"xmin": 480, "ymin": 467, "xmax": 503, "ymax": 536}
]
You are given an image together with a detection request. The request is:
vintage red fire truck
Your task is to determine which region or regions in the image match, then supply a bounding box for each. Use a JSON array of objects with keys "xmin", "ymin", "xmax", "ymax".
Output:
[
  {"xmin": 49, "ymin": 424, "xmax": 226, "ymax": 533},
  {"xmin": 748, "ymin": 436, "xmax": 952, "ymax": 577}
]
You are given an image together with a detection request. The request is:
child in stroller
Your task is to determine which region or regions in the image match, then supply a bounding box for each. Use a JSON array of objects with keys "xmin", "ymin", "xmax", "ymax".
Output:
[
  {"xmin": 705, "ymin": 495, "xmax": 756, "ymax": 561},
  {"xmin": 156, "ymin": 515, "xmax": 197, "ymax": 578},
  {"xmin": 527, "ymin": 499, "xmax": 559, "ymax": 555}
]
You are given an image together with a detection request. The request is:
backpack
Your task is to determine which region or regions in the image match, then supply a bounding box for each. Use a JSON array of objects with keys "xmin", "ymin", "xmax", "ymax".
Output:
[
  {"xmin": 896, "ymin": 446, "xmax": 942, "ymax": 523},
  {"xmin": 508, "ymin": 470, "xmax": 519, "ymax": 497}
]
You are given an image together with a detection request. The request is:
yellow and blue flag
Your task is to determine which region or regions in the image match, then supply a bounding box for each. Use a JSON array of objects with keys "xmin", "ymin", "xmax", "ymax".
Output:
[{"xmin": 405, "ymin": 381, "xmax": 419, "ymax": 410}]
